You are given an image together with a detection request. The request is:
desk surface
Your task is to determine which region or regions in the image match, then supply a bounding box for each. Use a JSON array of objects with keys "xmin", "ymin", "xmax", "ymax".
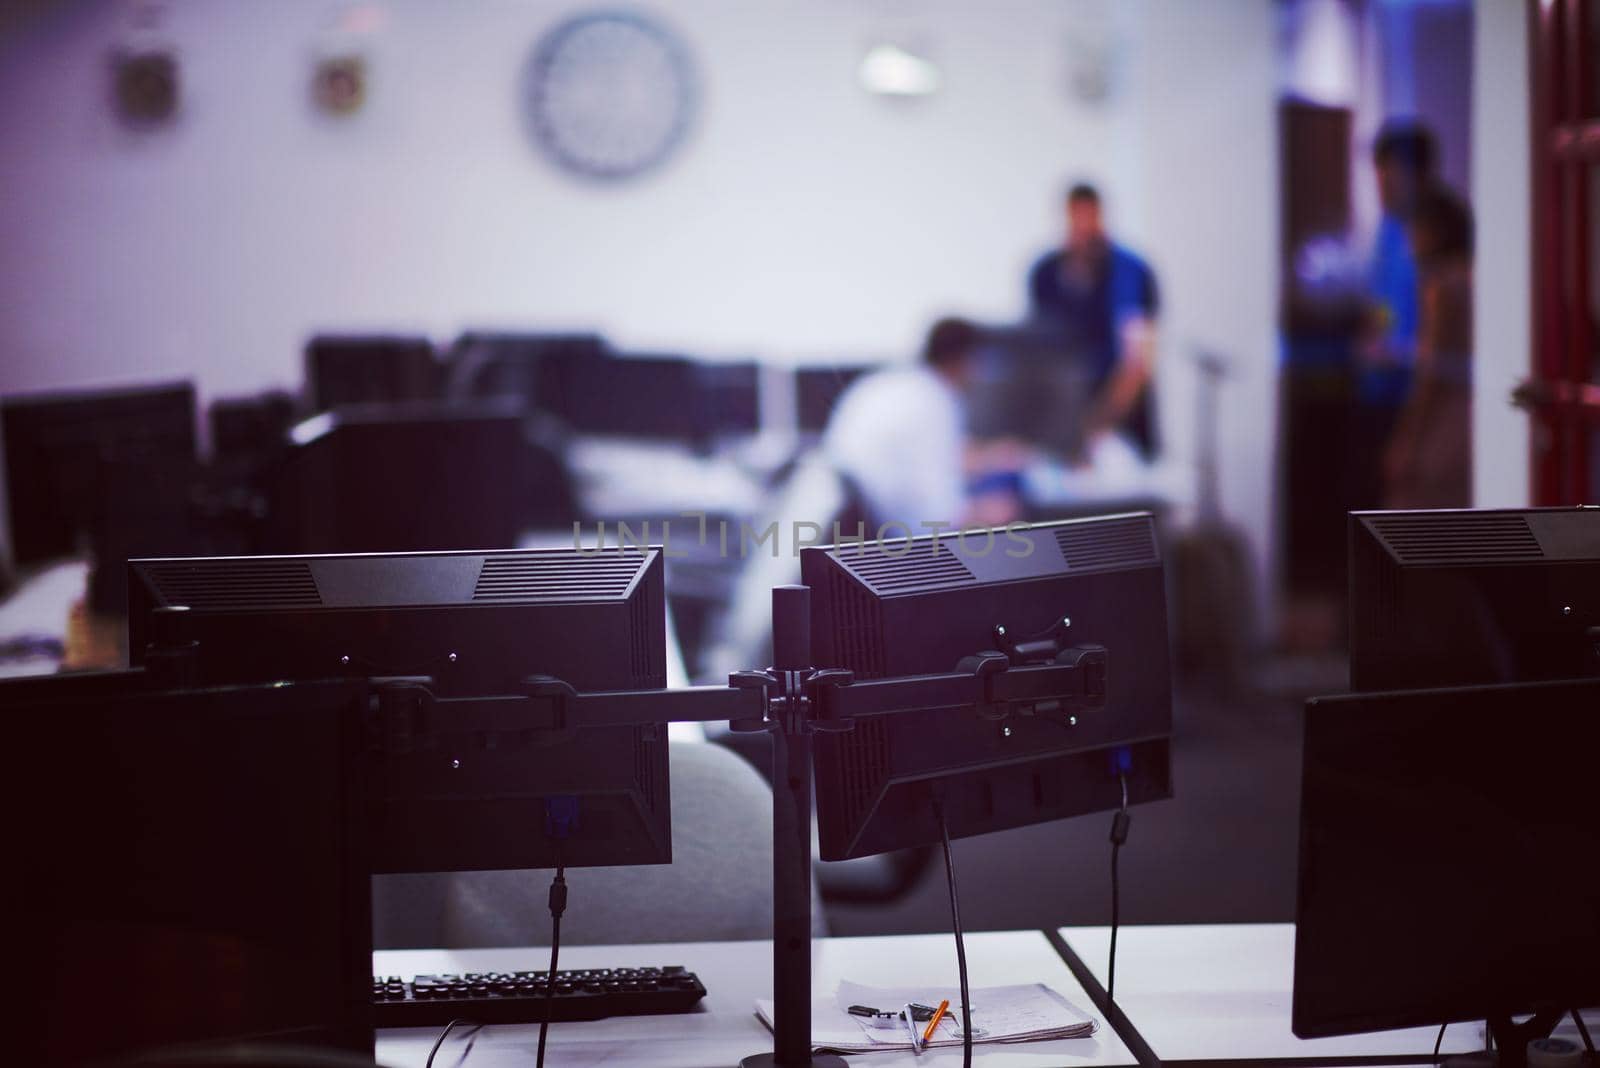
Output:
[
  {"xmin": 376, "ymin": 931, "xmax": 1136, "ymax": 1068},
  {"xmin": 1057, "ymin": 924, "xmax": 1485, "ymax": 1065}
]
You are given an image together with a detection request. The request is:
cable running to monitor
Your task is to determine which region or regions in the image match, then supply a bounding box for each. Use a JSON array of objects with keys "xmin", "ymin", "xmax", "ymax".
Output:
[
  {"xmin": 935, "ymin": 799, "xmax": 974, "ymax": 1068},
  {"xmin": 424, "ymin": 1018, "xmax": 478, "ymax": 1068},
  {"xmin": 536, "ymin": 865, "xmax": 568, "ymax": 1068},
  {"xmin": 1107, "ymin": 771, "xmax": 1130, "ymax": 1004}
]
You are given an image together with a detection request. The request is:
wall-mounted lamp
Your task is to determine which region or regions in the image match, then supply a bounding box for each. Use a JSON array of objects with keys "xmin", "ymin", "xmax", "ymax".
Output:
[{"xmin": 858, "ymin": 43, "xmax": 941, "ymax": 97}]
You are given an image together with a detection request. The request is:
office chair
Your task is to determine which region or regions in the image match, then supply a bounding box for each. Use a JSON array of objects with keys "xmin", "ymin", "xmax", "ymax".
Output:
[{"xmin": 375, "ymin": 741, "xmax": 826, "ymax": 948}]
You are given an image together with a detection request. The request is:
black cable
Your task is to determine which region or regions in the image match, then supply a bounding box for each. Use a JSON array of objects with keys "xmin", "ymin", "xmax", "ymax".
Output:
[
  {"xmin": 424, "ymin": 1018, "xmax": 475, "ymax": 1068},
  {"xmin": 536, "ymin": 865, "xmax": 568, "ymax": 1068},
  {"xmin": 1108, "ymin": 772, "xmax": 1130, "ymax": 1004},
  {"xmin": 1109, "ymin": 844, "xmax": 1121, "ymax": 999},
  {"xmin": 1433, "ymin": 1022, "xmax": 1446, "ymax": 1065},
  {"xmin": 935, "ymin": 800, "xmax": 973, "ymax": 1068},
  {"xmin": 1572, "ymin": 1008, "xmax": 1595, "ymax": 1055}
]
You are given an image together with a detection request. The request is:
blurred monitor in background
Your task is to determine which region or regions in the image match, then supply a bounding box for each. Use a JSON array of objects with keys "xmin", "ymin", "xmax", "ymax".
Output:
[
  {"xmin": 306, "ymin": 334, "xmax": 441, "ymax": 412},
  {"xmin": 448, "ymin": 333, "xmax": 755, "ymax": 449},
  {"xmin": 696, "ymin": 360, "xmax": 762, "ymax": 440},
  {"xmin": 1027, "ymin": 182, "xmax": 1161, "ymax": 460},
  {"xmin": 549, "ymin": 352, "xmax": 760, "ymax": 449},
  {"xmin": 2, "ymin": 381, "xmax": 197, "ymax": 565},
  {"xmin": 277, "ymin": 398, "xmax": 573, "ymax": 552},
  {"xmin": 558, "ymin": 352, "xmax": 704, "ymax": 442},
  {"xmin": 2, "ymin": 383, "xmax": 199, "ymax": 610},
  {"xmin": 447, "ymin": 331, "xmax": 609, "ymax": 410},
  {"xmin": 965, "ymin": 324, "xmax": 1095, "ymax": 461},
  {"xmin": 796, "ymin": 364, "xmax": 877, "ymax": 436},
  {"xmin": 209, "ymin": 391, "xmax": 297, "ymax": 463}
]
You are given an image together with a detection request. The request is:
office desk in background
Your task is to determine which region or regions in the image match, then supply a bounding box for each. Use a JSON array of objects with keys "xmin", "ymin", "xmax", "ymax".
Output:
[
  {"xmin": 0, "ymin": 559, "xmax": 122, "ymax": 676},
  {"xmin": 1055, "ymin": 924, "xmax": 1486, "ymax": 1066},
  {"xmin": 565, "ymin": 436, "xmax": 773, "ymax": 523},
  {"xmin": 376, "ymin": 931, "xmax": 1137, "ymax": 1068}
]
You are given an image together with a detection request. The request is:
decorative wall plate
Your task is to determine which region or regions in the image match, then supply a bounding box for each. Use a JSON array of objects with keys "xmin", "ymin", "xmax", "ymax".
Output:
[
  {"xmin": 312, "ymin": 54, "xmax": 367, "ymax": 116},
  {"xmin": 112, "ymin": 48, "xmax": 179, "ymax": 128}
]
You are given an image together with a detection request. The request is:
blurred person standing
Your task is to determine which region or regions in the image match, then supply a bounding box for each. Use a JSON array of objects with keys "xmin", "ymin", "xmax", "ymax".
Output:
[
  {"xmin": 1383, "ymin": 185, "xmax": 1473, "ymax": 508},
  {"xmin": 1355, "ymin": 121, "xmax": 1440, "ymax": 505},
  {"xmin": 1026, "ymin": 182, "xmax": 1160, "ymax": 460},
  {"xmin": 823, "ymin": 318, "xmax": 986, "ymax": 530},
  {"xmin": 1365, "ymin": 121, "xmax": 1438, "ymax": 374}
]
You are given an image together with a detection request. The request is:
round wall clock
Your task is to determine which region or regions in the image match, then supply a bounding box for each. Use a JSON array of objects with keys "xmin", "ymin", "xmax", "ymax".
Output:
[{"xmin": 522, "ymin": 10, "xmax": 697, "ymax": 181}]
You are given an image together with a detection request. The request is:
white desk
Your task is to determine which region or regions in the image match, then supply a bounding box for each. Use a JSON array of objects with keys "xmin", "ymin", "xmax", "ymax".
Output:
[
  {"xmin": 0, "ymin": 559, "xmax": 86, "ymax": 676},
  {"xmin": 1057, "ymin": 924, "xmax": 1486, "ymax": 1065},
  {"xmin": 565, "ymin": 436, "xmax": 767, "ymax": 521},
  {"xmin": 376, "ymin": 931, "xmax": 1137, "ymax": 1068}
]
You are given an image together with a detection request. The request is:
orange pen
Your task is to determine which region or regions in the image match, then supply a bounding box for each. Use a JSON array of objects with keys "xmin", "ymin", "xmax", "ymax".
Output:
[{"xmin": 922, "ymin": 999, "xmax": 950, "ymax": 1043}]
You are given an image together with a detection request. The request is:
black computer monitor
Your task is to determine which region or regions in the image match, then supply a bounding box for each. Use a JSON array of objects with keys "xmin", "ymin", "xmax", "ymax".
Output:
[
  {"xmin": 306, "ymin": 334, "xmax": 441, "ymax": 412},
  {"xmin": 127, "ymin": 545, "xmax": 670, "ymax": 873},
  {"xmin": 558, "ymin": 353, "xmax": 762, "ymax": 445},
  {"xmin": 553, "ymin": 352, "xmax": 707, "ymax": 441},
  {"xmin": 1348, "ymin": 507, "xmax": 1600, "ymax": 690},
  {"xmin": 276, "ymin": 398, "xmax": 561, "ymax": 553},
  {"xmin": 697, "ymin": 360, "xmax": 761, "ymax": 438},
  {"xmin": 1, "ymin": 381, "xmax": 197, "ymax": 565},
  {"xmin": 5, "ymin": 670, "xmax": 372, "ymax": 1064},
  {"xmin": 966, "ymin": 324, "xmax": 1093, "ymax": 458},
  {"xmin": 801, "ymin": 514, "xmax": 1173, "ymax": 860},
  {"xmin": 796, "ymin": 364, "xmax": 876, "ymax": 434},
  {"xmin": 210, "ymin": 390, "xmax": 297, "ymax": 461},
  {"xmin": 446, "ymin": 331, "xmax": 609, "ymax": 408},
  {"xmin": 1294, "ymin": 678, "xmax": 1600, "ymax": 1050}
]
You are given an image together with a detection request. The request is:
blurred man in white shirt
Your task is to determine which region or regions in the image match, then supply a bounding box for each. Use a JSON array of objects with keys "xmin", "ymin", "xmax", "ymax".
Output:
[{"xmin": 823, "ymin": 318, "xmax": 979, "ymax": 531}]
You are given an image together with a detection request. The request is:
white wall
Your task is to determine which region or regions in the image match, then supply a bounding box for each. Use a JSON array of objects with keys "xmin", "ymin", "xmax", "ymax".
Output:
[
  {"xmin": 0, "ymin": 0, "xmax": 1280, "ymax": 563},
  {"xmin": 1115, "ymin": 0, "xmax": 1280, "ymax": 611},
  {"xmin": 1470, "ymin": 0, "xmax": 1530, "ymax": 507}
]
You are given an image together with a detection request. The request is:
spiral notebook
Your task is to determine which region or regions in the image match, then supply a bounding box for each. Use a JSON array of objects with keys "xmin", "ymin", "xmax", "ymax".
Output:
[{"xmin": 755, "ymin": 980, "xmax": 1097, "ymax": 1054}]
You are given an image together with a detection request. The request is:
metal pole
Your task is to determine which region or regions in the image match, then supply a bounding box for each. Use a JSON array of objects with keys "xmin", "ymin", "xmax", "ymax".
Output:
[
  {"xmin": 771, "ymin": 585, "xmax": 811, "ymax": 1066},
  {"xmin": 742, "ymin": 585, "xmax": 845, "ymax": 1068}
]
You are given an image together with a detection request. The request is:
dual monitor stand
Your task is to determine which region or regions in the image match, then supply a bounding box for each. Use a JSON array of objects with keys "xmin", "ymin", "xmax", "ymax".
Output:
[
  {"xmin": 485, "ymin": 583, "xmax": 1109, "ymax": 1067},
  {"xmin": 720, "ymin": 585, "xmax": 1105, "ymax": 1068}
]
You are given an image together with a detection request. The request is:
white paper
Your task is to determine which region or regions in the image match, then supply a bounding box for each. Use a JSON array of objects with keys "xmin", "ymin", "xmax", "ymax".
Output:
[{"xmin": 755, "ymin": 980, "xmax": 1097, "ymax": 1053}]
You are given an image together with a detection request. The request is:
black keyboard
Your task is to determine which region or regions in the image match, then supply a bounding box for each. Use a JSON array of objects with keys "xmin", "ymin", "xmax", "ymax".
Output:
[{"xmin": 371, "ymin": 966, "xmax": 707, "ymax": 1028}]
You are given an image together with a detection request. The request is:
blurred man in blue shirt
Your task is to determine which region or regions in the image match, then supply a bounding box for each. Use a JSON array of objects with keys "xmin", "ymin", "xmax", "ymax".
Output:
[
  {"xmin": 1363, "ymin": 120, "xmax": 1436, "ymax": 399},
  {"xmin": 1027, "ymin": 182, "xmax": 1160, "ymax": 460}
]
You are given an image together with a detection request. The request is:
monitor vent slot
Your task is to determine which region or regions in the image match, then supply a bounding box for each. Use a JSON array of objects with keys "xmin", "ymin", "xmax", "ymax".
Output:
[
  {"xmin": 830, "ymin": 568, "xmax": 885, "ymax": 677},
  {"xmin": 1054, "ymin": 517, "xmax": 1158, "ymax": 572},
  {"xmin": 634, "ymin": 728, "xmax": 660, "ymax": 814},
  {"xmin": 1370, "ymin": 514, "xmax": 1544, "ymax": 565},
  {"xmin": 837, "ymin": 545, "xmax": 976, "ymax": 595},
  {"xmin": 144, "ymin": 559, "xmax": 322, "ymax": 610},
  {"xmin": 834, "ymin": 718, "xmax": 890, "ymax": 840},
  {"xmin": 472, "ymin": 550, "xmax": 645, "ymax": 602},
  {"xmin": 629, "ymin": 580, "xmax": 656, "ymax": 684}
]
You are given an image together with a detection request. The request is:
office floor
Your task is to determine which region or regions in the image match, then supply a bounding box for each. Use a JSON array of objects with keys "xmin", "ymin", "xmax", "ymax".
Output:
[{"xmin": 825, "ymin": 672, "xmax": 1334, "ymax": 937}]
